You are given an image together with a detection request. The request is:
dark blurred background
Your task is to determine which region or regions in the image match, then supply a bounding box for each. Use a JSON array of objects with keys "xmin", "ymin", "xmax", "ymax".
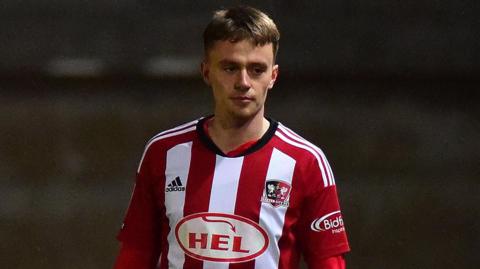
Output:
[{"xmin": 0, "ymin": 1, "xmax": 479, "ymax": 268}]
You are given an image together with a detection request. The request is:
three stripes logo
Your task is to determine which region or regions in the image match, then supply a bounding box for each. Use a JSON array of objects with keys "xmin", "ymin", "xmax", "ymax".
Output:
[{"xmin": 166, "ymin": 176, "xmax": 186, "ymax": 192}]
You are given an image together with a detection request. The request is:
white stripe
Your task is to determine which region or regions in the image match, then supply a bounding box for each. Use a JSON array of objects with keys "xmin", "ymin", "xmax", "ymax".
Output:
[
  {"xmin": 275, "ymin": 131, "xmax": 329, "ymax": 187},
  {"xmin": 137, "ymin": 125, "xmax": 196, "ymax": 173},
  {"xmin": 327, "ymin": 158, "xmax": 335, "ymax": 185},
  {"xmin": 208, "ymin": 156, "xmax": 243, "ymax": 213},
  {"xmin": 278, "ymin": 124, "xmax": 336, "ymax": 186},
  {"xmin": 203, "ymin": 155, "xmax": 243, "ymax": 269},
  {"xmin": 255, "ymin": 148, "xmax": 296, "ymax": 269},
  {"xmin": 203, "ymin": 156, "xmax": 244, "ymax": 269},
  {"xmin": 148, "ymin": 119, "xmax": 199, "ymax": 142},
  {"xmin": 164, "ymin": 142, "xmax": 193, "ymax": 269}
]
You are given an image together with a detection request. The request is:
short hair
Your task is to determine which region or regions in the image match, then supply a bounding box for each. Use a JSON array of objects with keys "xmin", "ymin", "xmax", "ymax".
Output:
[{"xmin": 203, "ymin": 6, "xmax": 280, "ymax": 59}]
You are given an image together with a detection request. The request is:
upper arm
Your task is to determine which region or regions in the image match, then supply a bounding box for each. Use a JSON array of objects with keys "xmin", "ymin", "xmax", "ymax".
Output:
[
  {"xmin": 117, "ymin": 145, "xmax": 164, "ymax": 254},
  {"xmin": 298, "ymin": 157, "xmax": 350, "ymax": 265}
]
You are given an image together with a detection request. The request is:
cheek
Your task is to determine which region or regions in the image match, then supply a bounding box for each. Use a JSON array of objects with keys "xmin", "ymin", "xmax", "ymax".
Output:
[
  {"xmin": 256, "ymin": 80, "xmax": 271, "ymax": 96},
  {"xmin": 210, "ymin": 75, "xmax": 231, "ymax": 90},
  {"xmin": 211, "ymin": 85, "xmax": 228, "ymax": 104},
  {"xmin": 261, "ymin": 90, "xmax": 269, "ymax": 100}
]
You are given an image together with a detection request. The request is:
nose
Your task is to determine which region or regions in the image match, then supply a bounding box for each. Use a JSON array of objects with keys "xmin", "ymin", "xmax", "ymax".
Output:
[{"xmin": 234, "ymin": 69, "xmax": 251, "ymax": 91}]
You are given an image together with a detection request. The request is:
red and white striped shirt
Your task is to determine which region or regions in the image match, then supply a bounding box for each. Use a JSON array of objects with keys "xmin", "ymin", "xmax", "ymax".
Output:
[{"xmin": 117, "ymin": 116, "xmax": 350, "ymax": 269}]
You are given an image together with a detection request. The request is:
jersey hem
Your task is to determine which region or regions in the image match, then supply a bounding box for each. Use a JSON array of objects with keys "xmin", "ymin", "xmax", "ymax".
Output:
[{"xmin": 309, "ymin": 244, "xmax": 351, "ymax": 261}]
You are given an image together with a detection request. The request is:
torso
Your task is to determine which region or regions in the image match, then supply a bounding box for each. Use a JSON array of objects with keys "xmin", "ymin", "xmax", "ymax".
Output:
[{"xmin": 125, "ymin": 116, "xmax": 349, "ymax": 268}]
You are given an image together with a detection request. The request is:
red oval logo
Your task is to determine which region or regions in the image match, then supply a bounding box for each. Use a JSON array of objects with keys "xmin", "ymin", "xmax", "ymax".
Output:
[{"xmin": 175, "ymin": 212, "xmax": 269, "ymax": 263}]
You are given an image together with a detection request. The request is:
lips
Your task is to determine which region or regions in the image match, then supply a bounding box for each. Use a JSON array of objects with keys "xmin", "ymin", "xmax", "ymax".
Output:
[{"xmin": 231, "ymin": 96, "xmax": 254, "ymax": 101}]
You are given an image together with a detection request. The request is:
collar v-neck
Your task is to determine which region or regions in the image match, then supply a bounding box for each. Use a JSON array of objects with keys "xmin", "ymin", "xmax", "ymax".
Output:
[{"xmin": 197, "ymin": 115, "xmax": 278, "ymax": 157}]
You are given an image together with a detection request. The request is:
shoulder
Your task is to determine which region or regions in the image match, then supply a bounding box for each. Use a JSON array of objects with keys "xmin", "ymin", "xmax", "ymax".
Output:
[
  {"xmin": 137, "ymin": 118, "xmax": 200, "ymax": 172},
  {"xmin": 144, "ymin": 118, "xmax": 200, "ymax": 150},
  {"xmin": 273, "ymin": 122, "xmax": 326, "ymax": 161},
  {"xmin": 273, "ymin": 122, "xmax": 336, "ymax": 187}
]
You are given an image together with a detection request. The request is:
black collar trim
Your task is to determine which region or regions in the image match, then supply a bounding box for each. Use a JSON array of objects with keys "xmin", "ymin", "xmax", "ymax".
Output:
[{"xmin": 196, "ymin": 115, "xmax": 278, "ymax": 157}]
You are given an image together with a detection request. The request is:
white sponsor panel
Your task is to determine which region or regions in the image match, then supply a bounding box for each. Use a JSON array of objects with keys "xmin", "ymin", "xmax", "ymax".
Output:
[
  {"xmin": 203, "ymin": 156, "xmax": 244, "ymax": 269},
  {"xmin": 175, "ymin": 213, "xmax": 269, "ymax": 263},
  {"xmin": 165, "ymin": 142, "xmax": 193, "ymax": 269},
  {"xmin": 255, "ymin": 148, "xmax": 296, "ymax": 269}
]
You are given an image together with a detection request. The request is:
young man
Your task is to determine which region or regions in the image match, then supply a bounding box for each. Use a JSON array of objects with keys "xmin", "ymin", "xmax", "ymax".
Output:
[{"xmin": 114, "ymin": 6, "xmax": 350, "ymax": 269}]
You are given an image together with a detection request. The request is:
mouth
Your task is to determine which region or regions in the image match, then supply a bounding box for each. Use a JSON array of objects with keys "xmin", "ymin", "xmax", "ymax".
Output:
[{"xmin": 231, "ymin": 96, "xmax": 254, "ymax": 101}]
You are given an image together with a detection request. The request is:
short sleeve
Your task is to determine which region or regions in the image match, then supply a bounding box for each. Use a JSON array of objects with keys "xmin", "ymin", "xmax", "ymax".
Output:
[
  {"xmin": 298, "ymin": 157, "xmax": 350, "ymax": 265},
  {"xmin": 117, "ymin": 148, "xmax": 163, "ymax": 250}
]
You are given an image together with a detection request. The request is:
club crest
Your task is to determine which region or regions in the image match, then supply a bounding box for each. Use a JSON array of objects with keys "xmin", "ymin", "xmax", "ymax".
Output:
[{"xmin": 261, "ymin": 180, "xmax": 291, "ymax": 207}]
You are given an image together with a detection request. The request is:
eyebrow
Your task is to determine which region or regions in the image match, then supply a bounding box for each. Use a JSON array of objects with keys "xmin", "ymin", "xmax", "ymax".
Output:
[
  {"xmin": 219, "ymin": 60, "xmax": 238, "ymax": 66},
  {"xmin": 218, "ymin": 59, "xmax": 268, "ymax": 68}
]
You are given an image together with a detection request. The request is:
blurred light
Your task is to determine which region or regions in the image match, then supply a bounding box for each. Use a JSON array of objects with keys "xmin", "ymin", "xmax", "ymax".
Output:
[
  {"xmin": 45, "ymin": 58, "xmax": 105, "ymax": 78},
  {"xmin": 143, "ymin": 56, "xmax": 200, "ymax": 77}
]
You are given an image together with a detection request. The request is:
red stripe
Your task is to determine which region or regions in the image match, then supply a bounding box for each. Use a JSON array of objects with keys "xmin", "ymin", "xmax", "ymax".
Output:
[
  {"xmin": 182, "ymin": 137, "xmax": 216, "ymax": 268},
  {"xmin": 229, "ymin": 146, "xmax": 274, "ymax": 269}
]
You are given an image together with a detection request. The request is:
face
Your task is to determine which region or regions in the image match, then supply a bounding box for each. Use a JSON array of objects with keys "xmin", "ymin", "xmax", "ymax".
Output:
[{"xmin": 201, "ymin": 39, "xmax": 278, "ymax": 122}]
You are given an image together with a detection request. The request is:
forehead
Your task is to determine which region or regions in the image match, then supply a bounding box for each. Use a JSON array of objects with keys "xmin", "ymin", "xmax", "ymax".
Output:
[{"xmin": 206, "ymin": 39, "xmax": 274, "ymax": 65}]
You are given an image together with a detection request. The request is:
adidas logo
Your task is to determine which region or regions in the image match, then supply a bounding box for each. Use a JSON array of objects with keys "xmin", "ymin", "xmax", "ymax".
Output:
[{"xmin": 165, "ymin": 176, "xmax": 185, "ymax": 192}]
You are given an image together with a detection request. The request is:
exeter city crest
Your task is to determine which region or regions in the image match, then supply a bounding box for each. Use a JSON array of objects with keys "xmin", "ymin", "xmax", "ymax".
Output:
[{"xmin": 261, "ymin": 180, "xmax": 291, "ymax": 207}]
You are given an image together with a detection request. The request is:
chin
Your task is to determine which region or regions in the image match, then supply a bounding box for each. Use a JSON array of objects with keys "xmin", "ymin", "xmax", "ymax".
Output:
[{"xmin": 229, "ymin": 108, "xmax": 262, "ymax": 121}]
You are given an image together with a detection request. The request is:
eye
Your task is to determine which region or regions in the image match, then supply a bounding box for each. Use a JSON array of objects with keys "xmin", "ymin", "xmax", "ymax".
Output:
[
  {"xmin": 254, "ymin": 68, "xmax": 264, "ymax": 74},
  {"xmin": 250, "ymin": 66, "xmax": 267, "ymax": 76},
  {"xmin": 223, "ymin": 66, "xmax": 237, "ymax": 73}
]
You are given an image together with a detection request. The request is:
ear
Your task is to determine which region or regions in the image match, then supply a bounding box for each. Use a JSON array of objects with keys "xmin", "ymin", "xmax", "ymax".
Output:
[
  {"xmin": 268, "ymin": 64, "xmax": 279, "ymax": 89},
  {"xmin": 200, "ymin": 61, "xmax": 210, "ymax": 86}
]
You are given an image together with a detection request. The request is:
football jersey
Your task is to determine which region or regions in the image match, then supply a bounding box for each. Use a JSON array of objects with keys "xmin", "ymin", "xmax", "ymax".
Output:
[{"xmin": 117, "ymin": 116, "xmax": 350, "ymax": 269}]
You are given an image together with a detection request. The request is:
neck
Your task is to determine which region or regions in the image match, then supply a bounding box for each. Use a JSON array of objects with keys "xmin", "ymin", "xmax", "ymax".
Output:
[{"xmin": 208, "ymin": 113, "xmax": 270, "ymax": 154}]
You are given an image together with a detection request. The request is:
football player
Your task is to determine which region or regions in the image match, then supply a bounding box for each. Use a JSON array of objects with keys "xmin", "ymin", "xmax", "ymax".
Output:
[{"xmin": 114, "ymin": 6, "xmax": 350, "ymax": 269}]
